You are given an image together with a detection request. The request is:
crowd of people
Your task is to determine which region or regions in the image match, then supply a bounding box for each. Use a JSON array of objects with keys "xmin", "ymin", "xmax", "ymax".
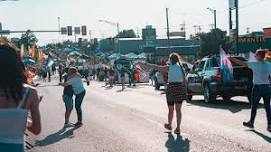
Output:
[{"xmin": 0, "ymin": 38, "xmax": 271, "ymax": 152}]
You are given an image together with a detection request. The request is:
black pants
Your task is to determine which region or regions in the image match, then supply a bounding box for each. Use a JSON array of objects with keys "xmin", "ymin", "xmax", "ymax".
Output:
[
  {"xmin": 75, "ymin": 90, "xmax": 86, "ymax": 122},
  {"xmin": 250, "ymin": 85, "xmax": 271, "ymax": 125}
]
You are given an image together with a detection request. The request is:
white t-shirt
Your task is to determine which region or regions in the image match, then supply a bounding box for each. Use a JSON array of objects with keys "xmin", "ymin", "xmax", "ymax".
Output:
[
  {"xmin": 66, "ymin": 76, "xmax": 85, "ymax": 94},
  {"xmin": 168, "ymin": 64, "xmax": 184, "ymax": 83},
  {"xmin": 248, "ymin": 61, "xmax": 271, "ymax": 85}
]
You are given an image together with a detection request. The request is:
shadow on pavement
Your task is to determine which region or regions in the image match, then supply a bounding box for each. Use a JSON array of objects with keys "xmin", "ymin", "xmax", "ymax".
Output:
[
  {"xmin": 186, "ymin": 99, "xmax": 264, "ymax": 113},
  {"xmin": 35, "ymin": 127, "xmax": 78, "ymax": 146},
  {"xmin": 250, "ymin": 130, "xmax": 271, "ymax": 143},
  {"xmin": 165, "ymin": 132, "xmax": 190, "ymax": 152}
]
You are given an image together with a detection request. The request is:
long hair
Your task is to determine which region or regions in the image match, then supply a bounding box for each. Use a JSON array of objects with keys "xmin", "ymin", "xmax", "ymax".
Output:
[
  {"xmin": 0, "ymin": 41, "xmax": 24, "ymax": 103},
  {"xmin": 169, "ymin": 53, "xmax": 182, "ymax": 65},
  {"xmin": 169, "ymin": 52, "xmax": 186, "ymax": 76}
]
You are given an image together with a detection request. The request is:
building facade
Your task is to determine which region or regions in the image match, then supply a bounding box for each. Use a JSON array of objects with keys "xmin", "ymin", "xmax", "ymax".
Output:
[{"xmin": 99, "ymin": 25, "xmax": 200, "ymax": 63}]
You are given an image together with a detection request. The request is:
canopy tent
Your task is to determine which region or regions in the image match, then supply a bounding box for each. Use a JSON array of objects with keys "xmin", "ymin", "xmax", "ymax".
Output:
[
  {"xmin": 137, "ymin": 53, "xmax": 147, "ymax": 59},
  {"xmin": 108, "ymin": 53, "xmax": 121, "ymax": 60},
  {"xmin": 69, "ymin": 51, "xmax": 82, "ymax": 57},
  {"xmin": 63, "ymin": 48, "xmax": 73, "ymax": 53},
  {"xmin": 124, "ymin": 53, "xmax": 138, "ymax": 59},
  {"xmin": 80, "ymin": 54, "xmax": 89, "ymax": 59}
]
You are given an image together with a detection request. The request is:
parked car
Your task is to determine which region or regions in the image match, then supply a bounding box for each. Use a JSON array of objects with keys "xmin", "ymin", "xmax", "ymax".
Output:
[
  {"xmin": 153, "ymin": 63, "xmax": 190, "ymax": 90},
  {"xmin": 187, "ymin": 56, "xmax": 253, "ymax": 103},
  {"xmin": 154, "ymin": 71, "xmax": 165, "ymax": 90}
]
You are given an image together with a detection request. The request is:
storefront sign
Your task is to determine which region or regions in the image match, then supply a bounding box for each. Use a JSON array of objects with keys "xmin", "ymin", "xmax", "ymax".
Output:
[{"xmin": 239, "ymin": 36, "xmax": 266, "ymax": 44}]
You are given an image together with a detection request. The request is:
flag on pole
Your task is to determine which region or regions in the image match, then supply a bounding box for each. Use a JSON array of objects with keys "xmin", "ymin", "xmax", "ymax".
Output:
[{"xmin": 220, "ymin": 47, "xmax": 233, "ymax": 83}]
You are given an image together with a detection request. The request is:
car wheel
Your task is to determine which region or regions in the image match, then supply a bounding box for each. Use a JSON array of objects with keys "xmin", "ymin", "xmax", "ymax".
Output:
[
  {"xmin": 203, "ymin": 84, "xmax": 216, "ymax": 103},
  {"xmin": 187, "ymin": 95, "xmax": 193, "ymax": 102},
  {"xmin": 222, "ymin": 96, "xmax": 231, "ymax": 102}
]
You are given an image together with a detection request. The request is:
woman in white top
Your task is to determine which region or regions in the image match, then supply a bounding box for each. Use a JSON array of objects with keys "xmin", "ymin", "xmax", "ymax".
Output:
[
  {"xmin": 140, "ymin": 53, "xmax": 187, "ymax": 134},
  {"xmin": 0, "ymin": 39, "xmax": 41, "ymax": 152}
]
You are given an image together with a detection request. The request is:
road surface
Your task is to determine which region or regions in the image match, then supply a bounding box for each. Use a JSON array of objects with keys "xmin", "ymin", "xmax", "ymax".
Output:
[{"xmin": 28, "ymin": 78, "xmax": 271, "ymax": 152}]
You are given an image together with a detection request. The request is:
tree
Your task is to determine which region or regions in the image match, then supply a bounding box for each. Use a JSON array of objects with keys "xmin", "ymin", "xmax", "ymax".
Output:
[
  {"xmin": 199, "ymin": 28, "xmax": 232, "ymax": 56},
  {"xmin": 115, "ymin": 29, "xmax": 136, "ymax": 38},
  {"xmin": 20, "ymin": 30, "xmax": 38, "ymax": 49}
]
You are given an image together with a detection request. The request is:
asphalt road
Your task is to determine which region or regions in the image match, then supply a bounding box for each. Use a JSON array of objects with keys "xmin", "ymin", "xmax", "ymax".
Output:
[{"xmin": 28, "ymin": 78, "xmax": 271, "ymax": 152}]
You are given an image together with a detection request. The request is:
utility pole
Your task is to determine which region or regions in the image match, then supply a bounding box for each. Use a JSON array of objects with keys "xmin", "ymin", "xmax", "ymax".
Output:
[
  {"xmin": 193, "ymin": 25, "xmax": 198, "ymax": 35},
  {"xmin": 207, "ymin": 8, "xmax": 217, "ymax": 29},
  {"xmin": 180, "ymin": 22, "xmax": 186, "ymax": 38},
  {"xmin": 229, "ymin": 9, "xmax": 232, "ymax": 31},
  {"xmin": 235, "ymin": 0, "xmax": 239, "ymax": 55},
  {"xmin": 214, "ymin": 10, "xmax": 217, "ymax": 29},
  {"xmin": 166, "ymin": 8, "xmax": 170, "ymax": 51}
]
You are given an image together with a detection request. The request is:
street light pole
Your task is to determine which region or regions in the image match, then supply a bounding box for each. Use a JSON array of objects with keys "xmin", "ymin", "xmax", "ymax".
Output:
[
  {"xmin": 214, "ymin": 10, "xmax": 217, "ymax": 29},
  {"xmin": 57, "ymin": 17, "xmax": 60, "ymax": 33},
  {"xmin": 166, "ymin": 8, "xmax": 170, "ymax": 51},
  {"xmin": 207, "ymin": 8, "xmax": 217, "ymax": 29},
  {"xmin": 235, "ymin": 0, "xmax": 239, "ymax": 55}
]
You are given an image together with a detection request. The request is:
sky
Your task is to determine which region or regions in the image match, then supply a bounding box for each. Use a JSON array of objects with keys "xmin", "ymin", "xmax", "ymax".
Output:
[{"xmin": 0, "ymin": 0, "xmax": 270, "ymax": 45}]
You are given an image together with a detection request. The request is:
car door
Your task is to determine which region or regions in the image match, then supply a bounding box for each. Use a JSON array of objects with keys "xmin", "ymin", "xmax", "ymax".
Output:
[{"xmin": 193, "ymin": 60, "xmax": 207, "ymax": 93}]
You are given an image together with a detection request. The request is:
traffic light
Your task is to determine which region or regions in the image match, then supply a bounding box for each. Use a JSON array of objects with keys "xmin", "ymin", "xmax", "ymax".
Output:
[
  {"xmin": 61, "ymin": 27, "xmax": 67, "ymax": 35},
  {"xmin": 74, "ymin": 27, "xmax": 81, "ymax": 35},
  {"xmin": 67, "ymin": 26, "xmax": 72, "ymax": 36},
  {"xmin": 81, "ymin": 25, "xmax": 87, "ymax": 36}
]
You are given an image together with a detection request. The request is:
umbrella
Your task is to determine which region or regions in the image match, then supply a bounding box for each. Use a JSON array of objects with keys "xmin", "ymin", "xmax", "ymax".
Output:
[
  {"xmin": 69, "ymin": 51, "xmax": 82, "ymax": 56},
  {"xmin": 23, "ymin": 58, "xmax": 36, "ymax": 65}
]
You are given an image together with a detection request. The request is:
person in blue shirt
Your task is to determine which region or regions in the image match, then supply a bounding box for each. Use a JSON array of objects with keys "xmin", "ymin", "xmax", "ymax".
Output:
[{"xmin": 230, "ymin": 49, "xmax": 271, "ymax": 132}]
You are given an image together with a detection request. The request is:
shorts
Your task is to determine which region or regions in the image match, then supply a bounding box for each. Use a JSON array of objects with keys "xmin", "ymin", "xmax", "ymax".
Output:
[
  {"xmin": 63, "ymin": 94, "xmax": 73, "ymax": 111},
  {"xmin": 166, "ymin": 82, "xmax": 186, "ymax": 106}
]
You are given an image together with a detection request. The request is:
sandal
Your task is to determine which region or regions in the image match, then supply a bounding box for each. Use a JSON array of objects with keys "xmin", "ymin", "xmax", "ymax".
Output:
[
  {"xmin": 164, "ymin": 124, "xmax": 172, "ymax": 130},
  {"xmin": 174, "ymin": 128, "xmax": 181, "ymax": 134}
]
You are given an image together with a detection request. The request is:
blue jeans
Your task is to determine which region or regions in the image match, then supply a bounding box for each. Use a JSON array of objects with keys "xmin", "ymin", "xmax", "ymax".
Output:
[
  {"xmin": 250, "ymin": 85, "xmax": 271, "ymax": 125},
  {"xmin": 75, "ymin": 90, "xmax": 86, "ymax": 122}
]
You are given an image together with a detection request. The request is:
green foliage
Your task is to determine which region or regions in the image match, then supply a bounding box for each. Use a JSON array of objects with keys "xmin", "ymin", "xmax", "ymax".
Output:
[
  {"xmin": 115, "ymin": 29, "xmax": 136, "ymax": 38},
  {"xmin": 199, "ymin": 28, "xmax": 232, "ymax": 57},
  {"xmin": 20, "ymin": 30, "xmax": 38, "ymax": 49}
]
